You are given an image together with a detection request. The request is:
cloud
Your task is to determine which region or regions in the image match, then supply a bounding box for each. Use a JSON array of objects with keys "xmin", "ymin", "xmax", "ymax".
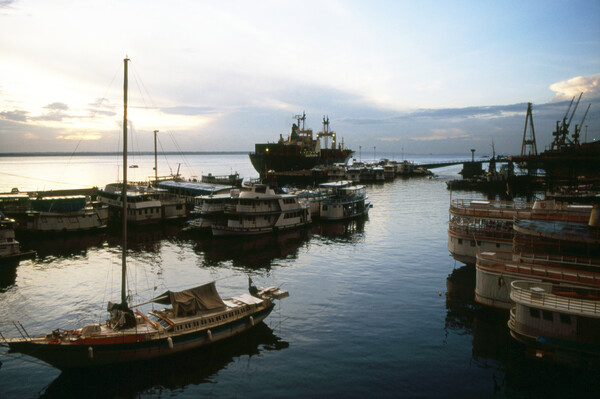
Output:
[
  {"xmin": 410, "ymin": 128, "xmax": 470, "ymax": 142},
  {"xmin": 44, "ymin": 102, "xmax": 69, "ymax": 111},
  {"xmin": 56, "ymin": 134, "xmax": 102, "ymax": 141},
  {"xmin": 550, "ymin": 74, "xmax": 600, "ymax": 101},
  {"xmin": 160, "ymin": 106, "xmax": 216, "ymax": 116},
  {"xmin": 24, "ymin": 133, "xmax": 38, "ymax": 139},
  {"xmin": 399, "ymin": 103, "xmax": 528, "ymax": 121},
  {"xmin": 0, "ymin": 109, "xmax": 28, "ymax": 122},
  {"xmin": 32, "ymin": 102, "xmax": 71, "ymax": 122},
  {"xmin": 0, "ymin": 0, "xmax": 16, "ymax": 8},
  {"xmin": 86, "ymin": 98, "xmax": 117, "ymax": 117}
]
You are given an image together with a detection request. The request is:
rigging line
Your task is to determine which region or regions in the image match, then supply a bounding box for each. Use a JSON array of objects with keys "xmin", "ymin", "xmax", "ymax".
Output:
[
  {"xmin": 129, "ymin": 62, "xmax": 195, "ymax": 176},
  {"xmin": 157, "ymin": 137, "xmax": 173, "ymax": 175},
  {"xmin": 0, "ymin": 171, "xmax": 95, "ymax": 188},
  {"xmin": 167, "ymin": 129, "xmax": 196, "ymax": 177}
]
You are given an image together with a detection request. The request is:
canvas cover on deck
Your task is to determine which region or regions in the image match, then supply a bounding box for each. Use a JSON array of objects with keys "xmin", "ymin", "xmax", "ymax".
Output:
[{"xmin": 152, "ymin": 282, "xmax": 226, "ymax": 316}]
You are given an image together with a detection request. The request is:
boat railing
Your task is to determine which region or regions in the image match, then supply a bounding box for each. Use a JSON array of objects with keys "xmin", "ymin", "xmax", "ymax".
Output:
[
  {"xmin": 448, "ymin": 223, "xmax": 514, "ymax": 240},
  {"xmin": 476, "ymin": 251, "xmax": 600, "ymax": 287},
  {"xmin": 515, "ymin": 252, "xmax": 600, "ymax": 269},
  {"xmin": 450, "ymin": 199, "xmax": 591, "ymax": 223},
  {"xmin": 450, "ymin": 204, "xmax": 532, "ymax": 220},
  {"xmin": 0, "ymin": 321, "xmax": 33, "ymax": 343},
  {"xmin": 510, "ymin": 280, "xmax": 600, "ymax": 317}
]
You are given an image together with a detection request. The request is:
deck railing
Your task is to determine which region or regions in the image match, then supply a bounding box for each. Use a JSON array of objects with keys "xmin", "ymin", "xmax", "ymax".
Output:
[
  {"xmin": 476, "ymin": 251, "xmax": 600, "ymax": 287},
  {"xmin": 449, "ymin": 199, "xmax": 591, "ymax": 222},
  {"xmin": 510, "ymin": 280, "xmax": 600, "ymax": 316}
]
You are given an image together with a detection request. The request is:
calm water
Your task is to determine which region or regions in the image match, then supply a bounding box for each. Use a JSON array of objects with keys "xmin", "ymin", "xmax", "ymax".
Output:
[{"xmin": 0, "ymin": 153, "xmax": 597, "ymax": 398}]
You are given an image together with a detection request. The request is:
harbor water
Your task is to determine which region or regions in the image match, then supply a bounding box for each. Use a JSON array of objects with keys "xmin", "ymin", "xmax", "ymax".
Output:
[{"xmin": 0, "ymin": 153, "xmax": 598, "ymax": 398}]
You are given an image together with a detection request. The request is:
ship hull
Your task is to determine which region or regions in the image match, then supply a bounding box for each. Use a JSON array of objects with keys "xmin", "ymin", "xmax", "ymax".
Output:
[
  {"xmin": 249, "ymin": 148, "xmax": 353, "ymax": 174},
  {"xmin": 7, "ymin": 304, "xmax": 274, "ymax": 370}
]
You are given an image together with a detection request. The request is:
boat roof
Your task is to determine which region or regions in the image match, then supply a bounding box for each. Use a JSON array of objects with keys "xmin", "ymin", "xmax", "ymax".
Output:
[
  {"xmin": 319, "ymin": 180, "xmax": 353, "ymax": 188},
  {"xmin": 514, "ymin": 218, "xmax": 600, "ymax": 244},
  {"xmin": 151, "ymin": 282, "xmax": 227, "ymax": 316},
  {"xmin": 196, "ymin": 192, "xmax": 234, "ymax": 200},
  {"xmin": 0, "ymin": 194, "xmax": 30, "ymax": 200},
  {"xmin": 156, "ymin": 180, "xmax": 232, "ymax": 195}
]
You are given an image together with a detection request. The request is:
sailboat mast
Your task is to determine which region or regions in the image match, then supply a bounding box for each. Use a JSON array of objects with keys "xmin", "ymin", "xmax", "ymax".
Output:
[
  {"xmin": 154, "ymin": 130, "xmax": 159, "ymax": 183},
  {"xmin": 121, "ymin": 57, "xmax": 129, "ymax": 306}
]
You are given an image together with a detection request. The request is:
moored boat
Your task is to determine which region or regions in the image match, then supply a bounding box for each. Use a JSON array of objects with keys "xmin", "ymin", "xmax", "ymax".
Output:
[
  {"xmin": 201, "ymin": 172, "xmax": 243, "ymax": 187},
  {"xmin": 98, "ymin": 183, "xmax": 186, "ymax": 225},
  {"xmin": 0, "ymin": 212, "xmax": 35, "ymax": 263},
  {"xmin": 448, "ymin": 199, "xmax": 592, "ymax": 265},
  {"xmin": 2, "ymin": 280, "xmax": 287, "ymax": 369},
  {"xmin": 19, "ymin": 196, "xmax": 109, "ymax": 233},
  {"xmin": 319, "ymin": 183, "xmax": 371, "ymax": 221},
  {"xmin": 249, "ymin": 113, "xmax": 353, "ymax": 175},
  {"xmin": 508, "ymin": 280, "xmax": 600, "ymax": 366},
  {"xmin": 211, "ymin": 183, "xmax": 311, "ymax": 236},
  {"xmin": 474, "ymin": 208, "xmax": 600, "ymax": 309},
  {"xmin": 186, "ymin": 191, "xmax": 239, "ymax": 231},
  {"xmin": 474, "ymin": 250, "xmax": 600, "ymax": 309}
]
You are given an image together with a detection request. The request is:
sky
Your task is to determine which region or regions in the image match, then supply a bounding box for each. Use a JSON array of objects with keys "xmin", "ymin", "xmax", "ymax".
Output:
[{"xmin": 1, "ymin": 0, "xmax": 599, "ymax": 156}]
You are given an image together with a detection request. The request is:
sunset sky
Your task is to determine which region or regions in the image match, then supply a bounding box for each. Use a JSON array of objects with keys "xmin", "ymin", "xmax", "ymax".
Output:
[{"xmin": 1, "ymin": 0, "xmax": 599, "ymax": 156}]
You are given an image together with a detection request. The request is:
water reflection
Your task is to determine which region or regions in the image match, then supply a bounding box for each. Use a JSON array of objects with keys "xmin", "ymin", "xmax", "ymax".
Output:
[
  {"xmin": 191, "ymin": 227, "xmax": 313, "ymax": 269},
  {"xmin": 0, "ymin": 262, "xmax": 18, "ymax": 291},
  {"xmin": 38, "ymin": 323, "xmax": 288, "ymax": 399},
  {"xmin": 105, "ymin": 224, "xmax": 185, "ymax": 253},
  {"xmin": 18, "ymin": 232, "xmax": 106, "ymax": 261},
  {"xmin": 444, "ymin": 264, "xmax": 476, "ymax": 336},
  {"xmin": 312, "ymin": 218, "xmax": 366, "ymax": 244}
]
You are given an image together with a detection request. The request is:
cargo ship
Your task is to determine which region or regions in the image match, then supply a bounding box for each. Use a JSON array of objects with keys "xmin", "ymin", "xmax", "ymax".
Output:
[{"xmin": 249, "ymin": 112, "xmax": 354, "ymax": 175}]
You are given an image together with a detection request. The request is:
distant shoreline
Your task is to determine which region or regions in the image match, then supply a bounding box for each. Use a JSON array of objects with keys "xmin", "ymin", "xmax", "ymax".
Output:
[{"xmin": 0, "ymin": 151, "xmax": 249, "ymax": 157}]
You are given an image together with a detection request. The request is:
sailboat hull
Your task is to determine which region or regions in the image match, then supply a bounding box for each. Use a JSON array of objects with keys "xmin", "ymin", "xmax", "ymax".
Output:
[{"xmin": 8, "ymin": 304, "xmax": 274, "ymax": 369}]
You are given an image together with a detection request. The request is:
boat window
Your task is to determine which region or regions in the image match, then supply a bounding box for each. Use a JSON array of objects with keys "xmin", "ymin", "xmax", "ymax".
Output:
[
  {"xmin": 542, "ymin": 311, "xmax": 553, "ymax": 322},
  {"xmin": 470, "ymin": 240, "xmax": 475, "ymax": 247},
  {"xmin": 255, "ymin": 186, "xmax": 266, "ymax": 194},
  {"xmin": 559, "ymin": 313, "xmax": 571, "ymax": 324},
  {"xmin": 458, "ymin": 239, "xmax": 463, "ymax": 245},
  {"xmin": 529, "ymin": 308, "xmax": 540, "ymax": 318}
]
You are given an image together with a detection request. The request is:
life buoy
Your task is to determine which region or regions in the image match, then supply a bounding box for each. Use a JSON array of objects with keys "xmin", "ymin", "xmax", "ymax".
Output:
[
  {"xmin": 540, "ymin": 202, "xmax": 546, "ymax": 209},
  {"xmin": 48, "ymin": 338, "xmax": 61, "ymax": 344}
]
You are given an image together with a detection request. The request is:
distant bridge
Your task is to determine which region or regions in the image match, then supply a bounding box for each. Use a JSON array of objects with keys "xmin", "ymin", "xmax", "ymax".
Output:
[{"xmin": 417, "ymin": 156, "xmax": 509, "ymax": 169}]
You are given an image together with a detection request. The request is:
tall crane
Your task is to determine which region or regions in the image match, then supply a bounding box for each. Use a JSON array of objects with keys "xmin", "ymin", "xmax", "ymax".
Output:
[{"xmin": 520, "ymin": 103, "xmax": 538, "ymax": 156}]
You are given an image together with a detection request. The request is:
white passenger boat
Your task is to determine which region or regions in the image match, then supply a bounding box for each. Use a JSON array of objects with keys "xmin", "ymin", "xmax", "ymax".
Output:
[
  {"xmin": 211, "ymin": 183, "xmax": 311, "ymax": 236},
  {"xmin": 98, "ymin": 183, "xmax": 186, "ymax": 225},
  {"xmin": 186, "ymin": 191, "xmax": 238, "ymax": 231},
  {"xmin": 448, "ymin": 199, "xmax": 592, "ymax": 265},
  {"xmin": 293, "ymin": 180, "xmax": 353, "ymax": 218},
  {"xmin": 508, "ymin": 280, "xmax": 600, "ymax": 366},
  {"xmin": 319, "ymin": 184, "xmax": 371, "ymax": 220},
  {"xmin": 1, "ymin": 57, "xmax": 288, "ymax": 370}
]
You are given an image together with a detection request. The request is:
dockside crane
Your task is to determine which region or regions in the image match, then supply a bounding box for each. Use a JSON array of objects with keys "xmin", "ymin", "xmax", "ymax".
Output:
[
  {"xmin": 520, "ymin": 102, "xmax": 537, "ymax": 156},
  {"xmin": 551, "ymin": 92, "xmax": 583, "ymax": 151}
]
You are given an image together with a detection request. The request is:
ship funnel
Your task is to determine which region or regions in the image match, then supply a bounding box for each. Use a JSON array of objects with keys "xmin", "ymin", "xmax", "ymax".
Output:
[{"xmin": 589, "ymin": 204, "xmax": 600, "ymax": 227}]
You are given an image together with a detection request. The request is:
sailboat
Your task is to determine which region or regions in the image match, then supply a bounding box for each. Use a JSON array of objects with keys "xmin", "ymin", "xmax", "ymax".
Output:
[{"xmin": 2, "ymin": 57, "xmax": 288, "ymax": 370}]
